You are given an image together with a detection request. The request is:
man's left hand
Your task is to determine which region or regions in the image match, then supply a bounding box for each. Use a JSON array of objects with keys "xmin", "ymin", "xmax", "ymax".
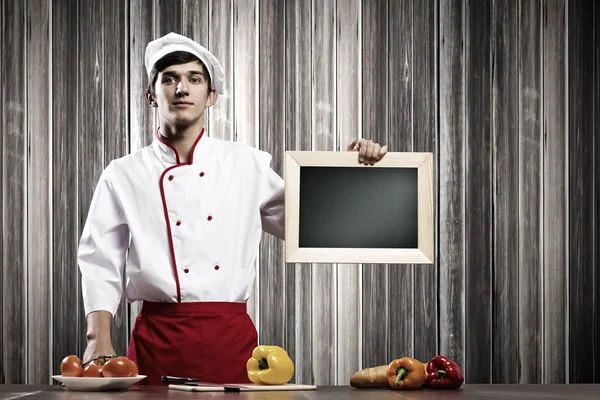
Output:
[{"xmin": 346, "ymin": 138, "xmax": 388, "ymax": 165}]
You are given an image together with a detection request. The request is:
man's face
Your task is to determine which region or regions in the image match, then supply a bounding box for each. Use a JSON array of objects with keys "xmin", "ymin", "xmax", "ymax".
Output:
[{"xmin": 150, "ymin": 61, "xmax": 216, "ymax": 126}]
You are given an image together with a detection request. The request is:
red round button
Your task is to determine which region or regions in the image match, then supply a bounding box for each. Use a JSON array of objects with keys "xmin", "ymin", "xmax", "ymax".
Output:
[
  {"xmin": 207, "ymin": 215, "xmax": 213, "ymax": 221},
  {"xmin": 176, "ymin": 220, "xmax": 182, "ymax": 226},
  {"xmin": 183, "ymin": 268, "xmax": 189, "ymax": 273},
  {"xmin": 214, "ymin": 265, "xmax": 220, "ymax": 270},
  {"xmin": 168, "ymin": 175, "xmax": 174, "ymax": 181},
  {"xmin": 199, "ymin": 171, "xmax": 205, "ymax": 177}
]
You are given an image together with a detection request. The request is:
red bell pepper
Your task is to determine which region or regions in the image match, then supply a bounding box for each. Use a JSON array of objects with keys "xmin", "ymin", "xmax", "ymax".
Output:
[{"xmin": 426, "ymin": 356, "xmax": 464, "ymax": 389}]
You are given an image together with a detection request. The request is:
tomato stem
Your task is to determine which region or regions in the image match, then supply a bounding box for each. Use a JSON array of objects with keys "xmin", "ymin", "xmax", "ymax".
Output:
[{"xmin": 82, "ymin": 354, "xmax": 117, "ymax": 367}]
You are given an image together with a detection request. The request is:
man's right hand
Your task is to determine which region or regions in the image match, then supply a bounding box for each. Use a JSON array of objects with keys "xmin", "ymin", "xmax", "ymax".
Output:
[{"xmin": 83, "ymin": 310, "xmax": 116, "ymax": 364}]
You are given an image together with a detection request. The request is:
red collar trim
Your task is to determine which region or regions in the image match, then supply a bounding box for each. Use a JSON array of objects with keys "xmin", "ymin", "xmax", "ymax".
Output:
[{"xmin": 156, "ymin": 128, "xmax": 205, "ymax": 165}]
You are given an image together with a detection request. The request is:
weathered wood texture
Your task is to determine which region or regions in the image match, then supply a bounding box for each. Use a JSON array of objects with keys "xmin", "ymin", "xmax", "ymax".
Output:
[
  {"xmin": 1, "ymin": 0, "xmax": 599, "ymax": 386},
  {"xmin": 438, "ymin": 0, "xmax": 466, "ymax": 372},
  {"xmin": 491, "ymin": 0, "xmax": 519, "ymax": 384},
  {"xmin": 595, "ymin": 0, "xmax": 600, "ymax": 385},
  {"xmin": 208, "ymin": 0, "xmax": 233, "ymax": 142},
  {"xmin": 568, "ymin": 0, "xmax": 596, "ymax": 384},
  {"xmin": 27, "ymin": 0, "xmax": 51, "ymax": 385},
  {"xmin": 2, "ymin": 0, "xmax": 26, "ymax": 385},
  {"xmin": 0, "ymin": 0, "xmax": 4, "ymax": 382},
  {"xmin": 542, "ymin": 0, "xmax": 566, "ymax": 384},
  {"xmin": 51, "ymin": 0, "xmax": 81, "ymax": 380},
  {"xmin": 518, "ymin": 0, "xmax": 542, "ymax": 385},
  {"xmin": 464, "ymin": 0, "xmax": 493, "ymax": 383}
]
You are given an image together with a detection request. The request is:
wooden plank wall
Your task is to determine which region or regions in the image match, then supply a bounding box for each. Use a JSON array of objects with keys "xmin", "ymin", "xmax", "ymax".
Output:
[{"xmin": 1, "ymin": 0, "xmax": 599, "ymax": 386}]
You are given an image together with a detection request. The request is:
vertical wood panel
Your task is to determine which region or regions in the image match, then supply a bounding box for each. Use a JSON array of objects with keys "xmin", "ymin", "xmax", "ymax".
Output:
[
  {"xmin": 208, "ymin": 0, "xmax": 233, "ymax": 141},
  {"xmin": 311, "ymin": 0, "xmax": 336, "ymax": 385},
  {"xmin": 387, "ymin": 0, "xmax": 414, "ymax": 363},
  {"xmin": 412, "ymin": 0, "xmax": 438, "ymax": 363},
  {"xmin": 52, "ymin": 0, "xmax": 80, "ymax": 377},
  {"xmin": 438, "ymin": 0, "xmax": 466, "ymax": 369},
  {"xmin": 2, "ymin": 0, "xmax": 26, "ymax": 384},
  {"xmin": 491, "ymin": 0, "xmax": 519, "ymax": 383},
  {"xmin": 258, "ymin": 0, "xmax": 286, "ymax": 348},
  {"xmin": 156, "ymin": 0, "xmax": 182, "ymax": 36},
  {"xmin": 361, "ymin": 0, "xmax": 389, "ymax": 369},
  {"xmin": 26, "ymin": 0, "xmax": 51, "ymax": 384},
  {"xmin": 465, "ymin": 0, "xmax": 492, "ymax": 383},
  {"xmin": 335, "ymin": 0, "xmax": 360, "ymax": 385},
  {"xmin": 182, "ymin": 0, "xmax": 209, "ymax": 41},
  {"xmin": 77, "ymin": 0, "xmax": 105, "ymax": 356},
  {"xmin": 232, "ymin": 0, "xmax": 258, "ymax": 324},
  {"xmin": 128, "ymin": 0, "xmax": 155, "ymax": 330},
  {"xmin": 518, "ymin": 0, "xmax": 543, "ymax": 384},
  {"xmin": 542, "ymin": 0, "xmax": 566, "ymax": 383},
  {"xmin": 232, "ymin": 0, "xmax": 258, "ymax": 147},
  {"xmin": 104, "ymin": 0, "xmax": 130, "ymax": 357},
  {"xmin": 129, "ymin": 0, "xmax": 155, "ymax": 153},
  {"xmin": 0, "ymin": 0, "xmax": 4, "ymax": 382},
  {"xmin": 595, "ymin": 0, "xmax": 600, "ymax": 384},
  {"xmin": 568, "ymin": 0, "xmax": 596, "ymax": 383},
  {"xmin": 284, "ymin": 0, "xmax": 312, "ymax": 385}
]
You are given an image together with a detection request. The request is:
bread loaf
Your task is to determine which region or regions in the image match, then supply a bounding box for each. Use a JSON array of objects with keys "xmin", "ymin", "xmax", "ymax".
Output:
[{"xmin": 350, "ymin": 365, "xmax": 389, "ymax": 388}]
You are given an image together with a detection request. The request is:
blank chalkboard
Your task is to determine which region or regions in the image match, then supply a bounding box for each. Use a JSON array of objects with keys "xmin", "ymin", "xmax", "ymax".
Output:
[{"xmin": 299, "ymin": 167, "xmax": 418, "ymax": 248}]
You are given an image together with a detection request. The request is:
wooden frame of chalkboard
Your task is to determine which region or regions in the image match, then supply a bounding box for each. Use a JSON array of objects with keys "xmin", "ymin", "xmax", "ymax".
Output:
[{"xmin": 284, "ymin": 151, "xmax": 434, "ymax": 264}]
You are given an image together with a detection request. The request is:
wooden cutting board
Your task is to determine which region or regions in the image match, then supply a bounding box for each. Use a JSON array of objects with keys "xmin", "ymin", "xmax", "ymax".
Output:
[{"xmin": 169, "ymin": 383, "xmax": 317, "ymax": 392}]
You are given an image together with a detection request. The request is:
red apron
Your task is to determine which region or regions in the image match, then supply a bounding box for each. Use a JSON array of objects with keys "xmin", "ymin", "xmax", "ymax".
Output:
[{"xmin": 126, "ymin": 301, "xmax": 258, "ymax": 385}]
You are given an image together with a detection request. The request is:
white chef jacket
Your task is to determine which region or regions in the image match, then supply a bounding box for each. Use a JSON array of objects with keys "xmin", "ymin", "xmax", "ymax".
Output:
[{"xmin": 78, "ymin": 130, "xmax": 285, "ymax": 317}]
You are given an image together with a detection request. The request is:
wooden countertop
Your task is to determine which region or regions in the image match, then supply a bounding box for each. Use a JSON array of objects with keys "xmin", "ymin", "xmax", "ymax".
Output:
[{"xmin": 2, "ymin": 384, "xmax": 600, "ymax": 399}]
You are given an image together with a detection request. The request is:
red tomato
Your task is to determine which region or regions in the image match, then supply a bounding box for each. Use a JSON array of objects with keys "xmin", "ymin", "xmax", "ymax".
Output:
[
  {"xmin": 129, "ymin": 360, "xmax": 138, "ymax": 377},
  {"xmin": 102, "ymin": 357, "xmax": 132, "ymax": 377},
  {"xmin": 60, "ymin": 355, "xmax": 83, "ymax": 377},
  {"xmin": 82, "ymin": 364, "xmax": 103, "ymax": 378}
]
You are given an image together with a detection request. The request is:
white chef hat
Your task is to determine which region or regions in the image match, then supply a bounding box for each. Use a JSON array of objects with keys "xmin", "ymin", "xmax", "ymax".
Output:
[{"xmin": 144, "ymin": 32, "xmax": 225, "ymax": 95}]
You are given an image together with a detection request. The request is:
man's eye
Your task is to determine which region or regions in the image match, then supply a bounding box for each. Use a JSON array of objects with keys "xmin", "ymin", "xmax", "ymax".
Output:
[
  {"xmin": 163, "ymin": 77, "xmax": 176, "ymax": 84},
  {"xmin": 190, "ymin": 78, "xmax": 201, "ymax": 84}
]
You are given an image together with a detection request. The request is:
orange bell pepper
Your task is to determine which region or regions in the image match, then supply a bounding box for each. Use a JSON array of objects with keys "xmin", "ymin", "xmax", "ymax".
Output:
[{"xmin": 387, "ymin": 357, "xmax": 427, "ymax": 390}]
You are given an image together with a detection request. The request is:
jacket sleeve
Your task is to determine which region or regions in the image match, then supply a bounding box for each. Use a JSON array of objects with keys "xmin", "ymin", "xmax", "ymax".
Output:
[
  {"xmin": 259, "ymin": 157, "xmax": 285, "ymax": 240},
  {"xmin": 78, "ymin": 163, "xmax": 130, "ymax": 317}
]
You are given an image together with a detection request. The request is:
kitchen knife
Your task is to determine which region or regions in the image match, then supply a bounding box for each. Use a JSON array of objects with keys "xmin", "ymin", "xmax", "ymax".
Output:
[{"xmin": 161, "ymin": 375, "xmax": 200, "ymax": 384}]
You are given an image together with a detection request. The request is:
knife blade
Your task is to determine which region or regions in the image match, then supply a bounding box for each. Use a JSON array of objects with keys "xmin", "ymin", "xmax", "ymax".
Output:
[{"xmin": 161, "ymin": 375, "xmax": 200, "ymax": 384}]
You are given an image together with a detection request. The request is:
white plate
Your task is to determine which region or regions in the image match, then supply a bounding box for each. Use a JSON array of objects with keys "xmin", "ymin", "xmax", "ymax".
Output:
[{"xmin": 52, "ymin": 375, "xmax": 147, "ymax": 391}]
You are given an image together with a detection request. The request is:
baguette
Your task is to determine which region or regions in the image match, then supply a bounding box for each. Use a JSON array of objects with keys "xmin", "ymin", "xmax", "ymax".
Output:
[{"xmin": 350, "ymin": 365, "xmax": 389, "ymax": 388}]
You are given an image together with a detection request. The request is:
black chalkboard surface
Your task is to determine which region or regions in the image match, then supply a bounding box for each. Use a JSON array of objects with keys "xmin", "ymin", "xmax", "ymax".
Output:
[{"xmin": 299, "ymin": 167, "xmax": 418, "ymax": 249}]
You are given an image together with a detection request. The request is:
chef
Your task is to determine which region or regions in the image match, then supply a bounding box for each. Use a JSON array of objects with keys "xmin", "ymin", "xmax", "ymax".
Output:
[{"xmin": 78, "ymin": 32, "xmax": 388, "ymax": 385}]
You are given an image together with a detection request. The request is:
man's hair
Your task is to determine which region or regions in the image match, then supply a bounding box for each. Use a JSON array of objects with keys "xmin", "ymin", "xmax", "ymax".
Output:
[{"xmin": 147, "ymin": 51, "xmax": 213, "ymax": 96}]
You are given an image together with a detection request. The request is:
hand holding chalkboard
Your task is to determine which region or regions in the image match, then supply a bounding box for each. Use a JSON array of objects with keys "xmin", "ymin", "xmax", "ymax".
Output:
[{"xmin": 345, "ymin": 138, "xmax": 388, "ymax": 165}]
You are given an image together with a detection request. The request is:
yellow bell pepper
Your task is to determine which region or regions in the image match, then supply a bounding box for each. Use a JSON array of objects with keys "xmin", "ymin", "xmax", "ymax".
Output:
[{"xmin": 246, "ymin": 345, "xmax": 294, "ymax": 385}]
